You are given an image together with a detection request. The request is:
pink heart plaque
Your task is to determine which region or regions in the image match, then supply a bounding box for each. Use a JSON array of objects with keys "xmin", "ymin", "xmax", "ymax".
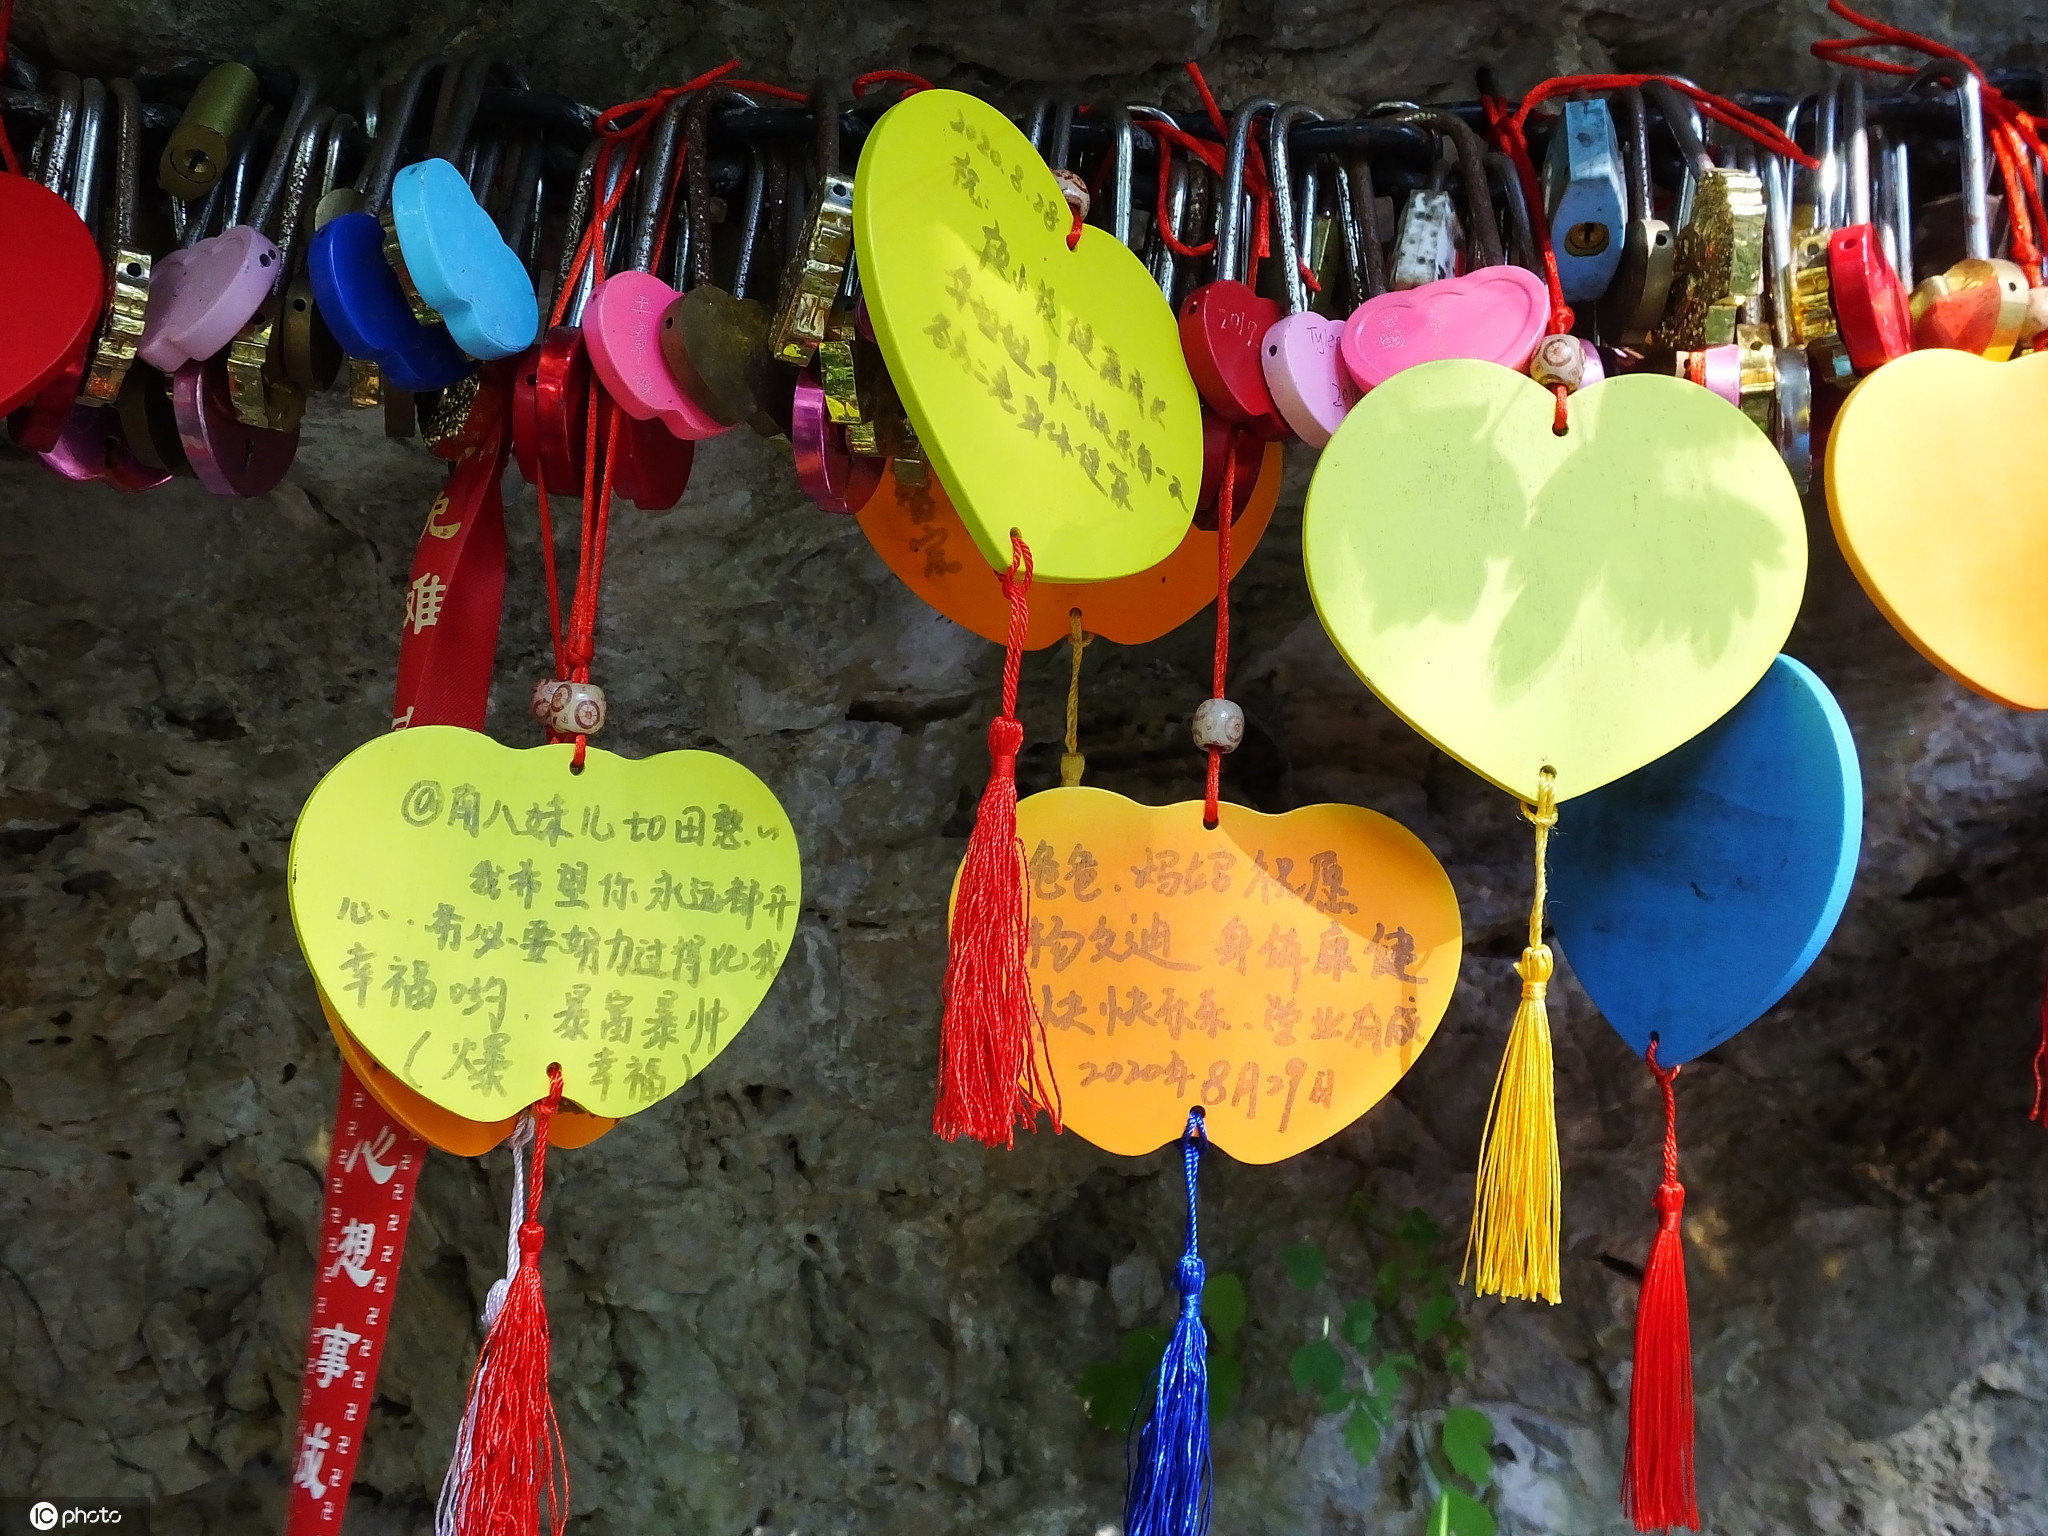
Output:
[
  {"xmin": 583, "ymin": 271, "xmax": 731, "ymax": 442},
  {"xmin": 139, "ymin": 227, "xmax": 281, "ymax": 374},
  {"xmin": 1339, "ymin": 266, "xmax": 1549, "ymax": 393},
  {"xmin": 1261, "ymin": 312, "xmax": 1358, "ymax": 447}
]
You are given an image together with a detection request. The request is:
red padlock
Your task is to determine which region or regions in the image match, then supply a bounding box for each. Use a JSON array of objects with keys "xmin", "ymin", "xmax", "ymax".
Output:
[
  {"xmin": 1826, "ymin": 77, "xmax": 1911, "ymax": 374},
  {"xmin": 604, "ymin": 394, "xmax": 695, "ymax": 512},
  {"xmin": 1177, "ymin": 97, "xmax": 1289, "ymax": 441},
  {"xmin": 0, "ymin": 73, "xmax": 104, "ymax": 418}
]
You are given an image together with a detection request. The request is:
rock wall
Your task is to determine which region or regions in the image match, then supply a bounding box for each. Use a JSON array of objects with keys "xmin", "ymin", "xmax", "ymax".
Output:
[{"xmin": 6, "ymin": 6, "xmax": 2048, "ymax": 1535}]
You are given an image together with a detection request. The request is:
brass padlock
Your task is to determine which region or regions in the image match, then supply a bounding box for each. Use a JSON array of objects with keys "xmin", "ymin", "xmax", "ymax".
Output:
[
  {"xmin": 1903, "ymin": 66, "xmax": 2029, "ymax": 360},
  {"xmin": 767, "ymin": 84, "xmax": 854, "ymax": 368},
  {"xmin": 1649, "ymin": 83, "xmax": 1765, "ymax": 350},
  {"xmin": 82, "ymin": 80, "xmax": 152, "ymax": 405},
  {"xmin": 159, "ymin": 61, "xmax": 260, "ymax": 202}
]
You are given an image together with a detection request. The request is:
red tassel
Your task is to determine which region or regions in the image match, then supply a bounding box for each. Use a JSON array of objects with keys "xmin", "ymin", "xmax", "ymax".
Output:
[
  {"xmin": 1622, "ymin": 1041, "xmax": 1699, "ymax": 1533},
  {"xmin": 934, "ymin": 532, "xmax": 1060, "ymax": 1148},
  {"xmin": 450, "ymin": 1066, "xmax": 570, "ymax": 1536}
]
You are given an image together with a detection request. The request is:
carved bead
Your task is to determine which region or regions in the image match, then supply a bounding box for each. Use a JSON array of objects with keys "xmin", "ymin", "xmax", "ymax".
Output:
[
  {"xmin": 1053, "ymin": 169, "xmax": 1090, "ymax": 223},
  {"xmin": 547, "ymin": 681, "xmax": 607, "ymax": 736},
  {"xmin": 1191, "ymin": 697, "xmax": 1245, "ymax": 753},
  {"xmin": 1528, "ymin": 334, "xmax": 1588, "ymax": 391},
  {"xmin": 531, "ymin": 678, "xmax": 570, "ymax": 727}
]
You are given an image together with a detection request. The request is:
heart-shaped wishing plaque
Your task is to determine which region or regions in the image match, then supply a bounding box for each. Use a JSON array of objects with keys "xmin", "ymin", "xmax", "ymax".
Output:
[
  {"xmin": 857, "ymin": 445, "xmax": 1281, "ymax": 649},
  {"xmin": 1013, "ymin": 788, "xmax": 1461, "ymax": 1163},
  {"xmin": 289, "ymin": 726, "xmax": 800, "ymax": 1122},
  {"xmin": 1827, "ymin": 348, "xmax": 2048, "ymax": 708},
  {"xmin": 1339, "ymin": 266, "xmax": 1550, "ymax": 392},
  {"xmin": 1304, "ymin": 361, "xmax": 1806, "ymax": 802},
  {"xmin": 855, "ymin": 90, "xmax": 1203, "ymax": 583},
  {"xmin": 1550, "ymin": 654, "xmax": 1861, "ymax": 1065}
]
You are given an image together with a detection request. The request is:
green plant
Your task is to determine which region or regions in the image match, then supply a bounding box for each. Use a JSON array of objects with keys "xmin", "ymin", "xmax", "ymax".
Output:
[
  {"xmin": 1076, "ymin": 1269, "xmax": 1246, "ymax": 1432},
  {"xmin": 1286, "ymin": 1206, "xmax": 1500, "ymax": 1534}
]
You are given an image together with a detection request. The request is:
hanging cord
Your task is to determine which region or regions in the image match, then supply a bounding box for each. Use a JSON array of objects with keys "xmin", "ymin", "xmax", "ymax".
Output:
[
  {"xmin": 1814, "ymin": 1, "xmax": 2045, "ymax": 286},
  {"xmin": 1181, "ymin": 62, "xmax": 1273, "ymax": 287},
  {"xmin": 1622, "ymin": 1039, "xmax": 1698, "ymax": 1533},
  {"xmin": 1465, "ymin": 767, "xmax": 1563, "ymax": 1305},
  {"xmin": 1202, "ymin": 431, "xmax": 1239, "ymax": 829},
  {"xmin": 853, "ymin": 70, "xmax": 935, "ymax": 98},
  {"xmin": 1061, "ymin": 611, "xmax": 1092, "ymax": 787},
  {"xmin": 1123, "ymin": 1107, "xmax": 1214, "ymax": 1536}
]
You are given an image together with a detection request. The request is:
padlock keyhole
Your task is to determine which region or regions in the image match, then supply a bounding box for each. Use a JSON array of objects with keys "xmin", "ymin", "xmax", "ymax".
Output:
[{"xmin": 1564, "ymin": 222, "xmax": 1611, "ymax": 258}]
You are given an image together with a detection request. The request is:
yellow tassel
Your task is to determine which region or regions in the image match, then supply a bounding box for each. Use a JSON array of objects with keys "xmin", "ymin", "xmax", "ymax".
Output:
[{"xmin": 1465, "ymin": 769, "xmax": 1562, "ymax": 1305}]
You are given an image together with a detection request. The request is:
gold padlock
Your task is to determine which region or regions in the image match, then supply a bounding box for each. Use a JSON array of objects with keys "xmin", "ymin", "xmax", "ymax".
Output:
[
  {"xmin": 159, "ymin": 62, "xmax": 260, "ymax": 201},
  {"xmin": 82, "ymin": 80, "xmax": 152, "ymax": 405},
  {"xmin": 1648, "ymin": 83, "xmax": 1765, "ymax": 349}
]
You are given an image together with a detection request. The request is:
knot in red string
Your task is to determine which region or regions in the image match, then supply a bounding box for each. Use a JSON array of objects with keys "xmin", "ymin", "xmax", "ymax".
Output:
[
  {"xmin": 518, "ymin": 1221, "xmax": 546, "ymax": 1260},
  {"xmin": 1653, "ymin": 1180, "xmax": 1686, "ymax": 1227},
  {"xmin": 988, "ymin": 716, "xmax": 1024, "ymax": 766}
]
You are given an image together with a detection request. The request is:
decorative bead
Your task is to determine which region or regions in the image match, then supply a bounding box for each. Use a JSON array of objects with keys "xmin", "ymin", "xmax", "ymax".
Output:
[
  {"xmin": 1191, "ymin": 697, "xmax": 1245, "ymax": 753},
  {"xmin": 1528, "ymin": 334, "xmax": 1588, "ymax": 391},
  {"xmin": 547, "ymin": 681, "xmax": 607, "ymax": 736},
  {"xmin": 1053, "ymin": 169, "xmax": 1090, "ymax": 223},
  {"xmin": 531, "ymin": 678, "xmax": 569, "ymax": 727}
]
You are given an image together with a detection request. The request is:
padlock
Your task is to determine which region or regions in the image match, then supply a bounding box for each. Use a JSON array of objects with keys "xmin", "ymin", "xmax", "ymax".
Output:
[
  {"xmin": 1333, "ymin": 150, "xmax": 1388, "ymax": 314},
  {"xmin": 1488, "ymin": 150, "xmax": 1540, "ymax": 275},
  {"xmin": 814, "ymin": 257, "xmax": 880, "ymax": 430},
  {"xmin": 1130, "ymin": 105, "xmax": 1192, "ymax": 302},
  {"xmin": 792, "ymin": 362, "xmax": 883, "ymax": 514},
  {"xmin": 513, "ymin": 140, "xmax": 611, "ymax": 493},
  {"xmin": 1598, "ymin": 85, "xmax": 1675, "ymax": 346},
  {"xmin": 170, "ymin": 352, "xmax": 298, "ymax": 497},
  {"xmin": 1178, "ymin": 96, "xmax": 1289, "ymax": 439},
  {"xmin": 583, "ymin": 90, "xmax": 728, "ymax": 445},
  {"xmin": 9, "ymin": 74, "xmax": 101, "ymax": 454},
  {"xmin": 1771, "ymin": 342, "xmax": 1813, "ymax": 490},
  {"xmin": 159, "ymin": 61, "xmax": 260, "ymax": 202},
  {"xmin": 1904, "ymin": 66, "xmax": 2028, "ymax": 360},
  {"xmin": 1259, "ymin": 101, "xmax": 1357, "ymax": 447},
  {"xmin": 0, "ymin": 75, "xmax": 101, "ymax": 421},
  {"xmin": 1649, "ymin": 81, "xmax": 1766, "ymax": 350},
  {"xmin": 79, "ymin": 79, "xmax": 151, "ymax": 407},
  {"xmin": 115, "ymin": 365, "xmax": 195, "ymax": 477},
  {"xmin": 1778, "ymin": 89, "xmax": 1855, "ymax": 392},
  {"xmin": 766, "ymin": 82, "xmax": 854, "ymax": 367},
  {"xmin": 226, "ymin": 104, "xmax": 333, "ymax": 430},
  {"xmin": 1542, "ymin": 96, "xmax": 1626, "ymax": 302},
  {"xmin": 383, "ymin": 53, "xmax": 540, "ymax": 361},
  {"xmin": 279, "ymin": 112, "xmax": 358, "ymax": 391},
  {"xmin": 306, "ymin": 56, "xmax": 474, "ymax": 394},
  {"xmin": 1388, "ymin": 148, "xmax": 1458, "ymax": 292},
  {"xmin": 1825, "ymin": 75, "xmax": 1911, "ymax": 374}
]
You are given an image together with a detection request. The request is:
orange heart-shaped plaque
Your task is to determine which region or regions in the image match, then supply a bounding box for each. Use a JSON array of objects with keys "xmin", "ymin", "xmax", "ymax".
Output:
[
  {"xmin": 1014, "ymin": 787, "xmax": 1462, "ymax": 1162},
  {"xmin": 1827, "ymin": 348, "xmax": 2048, "ymax": 707},
  {"xmin": 857, "ymin": 448, "xmax": 1282, "ymax": 649}
]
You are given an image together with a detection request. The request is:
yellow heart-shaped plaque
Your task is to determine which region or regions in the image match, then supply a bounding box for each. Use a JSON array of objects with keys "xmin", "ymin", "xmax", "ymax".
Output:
[
  {"xmin": 1304, "ymin": 361, "xmax": 1806, "ymax": 801},
  {"xmin": 1015, "ymin": 788, "xmax": 1461, "ymax": 1163},
  {"xmin": 856, "ymin": 90, "xmax": 1203, "ymax": 582},
  {"xmin": 1828, "ymin": 348, "xmax": 2048, "ymax": 708},
  {"xmin": 289, "ymin": 727, "xmax": 800, "ymax": 1121}
]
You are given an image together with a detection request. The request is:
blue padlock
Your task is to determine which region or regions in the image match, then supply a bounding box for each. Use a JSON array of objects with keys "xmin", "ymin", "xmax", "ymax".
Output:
[
  {"xmin": 306, "ymin": 54, "xmax": 474, "ymax": 394},
  {"xmin": 1542, "ymin": 98, "xmax": 1627, "ymax": 304}
]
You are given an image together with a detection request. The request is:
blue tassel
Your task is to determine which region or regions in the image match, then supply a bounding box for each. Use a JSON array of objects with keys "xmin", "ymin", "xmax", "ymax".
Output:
[{"xmin": 1124, "ymin": 1107, "xmax": 1212, "ymax": 1536}]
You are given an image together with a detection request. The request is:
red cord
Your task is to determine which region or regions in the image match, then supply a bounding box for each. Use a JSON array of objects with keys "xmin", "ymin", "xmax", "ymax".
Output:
[
  {"xmin": 1203, "ymin": 431, "xmax": 1238, "ymax": 828},
  {"xmin": 1181, "ymin": 63, "xmax": 1274, "ymax": 283},
  {"xmin": 854, "ymin": 70, "xmax": 934, "ymax": 97}
]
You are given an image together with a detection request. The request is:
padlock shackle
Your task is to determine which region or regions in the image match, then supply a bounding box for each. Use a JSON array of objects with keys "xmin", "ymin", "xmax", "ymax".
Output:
[
  {"xmin": 629, "ymin": 91, "xmax": 691, "ymax": 275},
  {"xmin": 109, "ymin": 78, "xmax": 143, "ymax": 249},
  {"xmin": 1619, "ymin": 86, "xmax": 1652, "ymax": 224},
  {"xmin": 1107, "ymin": 103, "xmax": 1136, "ymax": 248},
  {"xmin": 427, "ymin": 53, "xmax": 493, "ymax": 167},
  {"xmin": 38, "ymin": 71, "xmax": 81, "ymax": 195},
  {"xmin": 1904, "ymin": 62, "xmax": 1990, "ymax": 263},
  {"xmin": 1267, "ymin": 100, "xmax": 1322, "ymax": 315},
  {"xmin": 70, "ymin": 77, "xmax": 106, "ymax": 226},
  {"xmin": 1336, "ymin": 151, "xmax": 1387, "ymax": 303},
  {"xmin": 1217, "ymin": 95, "xmax": 1278, "ymax": 284},
  {"xmin": 1843, "ymin": 74, "xmax": 1871, "ymax": 229},
  {"xmin": 1044, "ymin": 96, "xmax": 1081, "ymax": 173},
  {"xmin": 1765, "ymin": 97, "xmax": 1805, "ymax": 348},
  {"xmin": 1487, "ymin": 149, "xmax": 1540, "ymax": 273},
  {"xmin": 274, "ymin": 104, "xmax": 334, "ymax": 278},
  {"xmin": 567, "ymin": 138, "xmax": 631, "ymax": 324},
  {"xmin": 360, "ymin": 55, "xmax": 450, "ymax": 214},
  {"xmin": 684, "ymin": 85, "xmax": 761, "ymax": 291},
  {"xmin": 1390, "ymin": 108, "xmax": 1505, "ymax": 270},
  {"xmin": 247, "ymin": 70, "xmax": 322, "ymax": 236}
]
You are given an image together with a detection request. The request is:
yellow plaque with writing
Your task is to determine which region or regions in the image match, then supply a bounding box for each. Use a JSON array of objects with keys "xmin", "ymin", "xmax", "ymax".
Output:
[
  {"xmin": 289, "ymin": 727, "xmax": 800, "ymax": 1122},
  {"xmin": 1013, "ymin": 788, "xmax": 1461, "ymax": 1163},
  {"xmin": 1828, "ymin": 348, "xmax": 2048, "ymax": 708},
  {"xmin": 856, "ymin": 89, "xmax": 1203, "ymax": 583},
  {"xmin": 1304, "ymin": 361, "xmax": 1806, "ymax": 802}
]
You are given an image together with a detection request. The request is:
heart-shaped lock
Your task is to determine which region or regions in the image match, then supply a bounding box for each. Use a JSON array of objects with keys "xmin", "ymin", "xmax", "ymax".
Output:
[
  {"xmin": 382, "ymin": 55, "xmax": 540, "ymax": 361},
  {"xmin": 1341, "ymin": 266, "xmax": 1550, "ymax": 393},
  {"xmin": 1178, "ymin": 98, "xmax": 1289, "ymax": 440},
  {"xmin": 792, "ymin": 364, "xmax": 882, "ymax": 514},
  {"xmin": 37, "ymin": 402, "xmax": 172, "ymax": 490},
  {"xmin": 288, "ymin": 726, "xmax": 801, "ymax": 1121},
  {"xmin": 307, "ymin": 56, "xmax": 474, "ymax": 394},
  {"xmin": 512, "ymin": 140, "xmax": 611, "ymax": 494},
  {"xmin": 856, "ymin": 89, "xmax": 1202, "ymax": 582},
  {"xmin": 1826, "ymin": 347, "xmax": 2048, "ymax": 707},
  {"xmin": 0, "ymin": 75, "xmax": 109, "ymax": 417},
  {"xmin": 1304, "ymin": 360, "xmax": 1807, "ymax": 802},
  {"xmin": 605, "ymin": 397, "xmax": 695, "ymax": 513},
  {"xmin": 172, "ymin": 354, "xmax": 299, "ymax": 497},
  {"xmin": 1007, "ymin": 787, "xmax": 1461, "ymax": 1162},
  {"xmin": 1550, "ymin": 654, "xmax": 1861, "ymax": 1066},
  {"xmin": 857, "ymin": 446, "xmax": 1281, "ymax": 647},
  {"xmin": 1259, "ymin": 102, "xmax": 1357, "ymax": 447}
]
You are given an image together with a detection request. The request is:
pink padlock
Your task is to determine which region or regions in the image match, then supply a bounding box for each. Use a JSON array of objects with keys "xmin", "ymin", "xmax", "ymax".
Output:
[
  {"xmin": 582, "ymin": 94, "xmax": 732, "ymax": 442},
  {"xmin": 37, "ymin": 402, "xmax": 172, "ymax": 490},
  {"xmin": 173, "ymin": 355, "xmax": 298, "ymax": 497},
  {"xmin": 1258, "ymin": 102, "xmax": 1357, "ymax": 448},
  {"xmin": 139, "ymin": 76, "xmax": 320, "ymax": 374}
]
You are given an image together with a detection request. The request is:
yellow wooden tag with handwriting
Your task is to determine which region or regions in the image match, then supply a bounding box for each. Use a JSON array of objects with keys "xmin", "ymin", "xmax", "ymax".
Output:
[
  {"xmin": 1014, "ymin": 788, "xmax": 1461, "ymax": 1163},
  {"xmin": 289, "ymin": 727, "xmax": 800, "ymax": 1122},
  {"xmin": 856, "ymin": 89, "xmax": 1202, "ymax": 582},
  {"xmin": 1304, "ymin": 362, "xmax": 1806, "ymax": 802}
]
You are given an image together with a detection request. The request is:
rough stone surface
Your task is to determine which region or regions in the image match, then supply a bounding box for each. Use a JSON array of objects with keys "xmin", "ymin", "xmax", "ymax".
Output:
[{"xmin": 7, "ymin": 7, "xmax": 2048, "ymax": 1536}]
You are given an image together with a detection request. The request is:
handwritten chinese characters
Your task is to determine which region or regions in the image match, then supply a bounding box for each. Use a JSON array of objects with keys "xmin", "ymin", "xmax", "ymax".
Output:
[
  {"xmin": 1011, "ymin": 787, "xmax": 1462, "ymax": 1163},
  {"xmin": 290, "ymin": 727, "xmax": 801, "ymax": 1122},
  {"xmin": 855, "ymin": 88, "xmax": 1201, "ymax": 581}
]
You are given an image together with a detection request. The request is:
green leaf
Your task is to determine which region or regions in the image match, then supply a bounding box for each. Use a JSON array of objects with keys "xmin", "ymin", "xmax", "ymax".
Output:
[
  {"xmin": 1076, "ymin": 1361, "xmax": 1144, "ymax": 1434},
  {"xmin": 1208, "ymin": 1353, "xmax": 1243, "ymax": 1423},
  {"xmin": 1444, "ymin": 1346, "xmax": 1471, "ymax": 1375},
  {"xmin": 1374, "ymin": 1261, "xmax": 1401, "ymax": 1306},
  {"xmin": 1342, "ymin": 1408, "xmax": 1383, "ymax": 1467},
  {"xmin": 1442, "ymin": 1406, "xmax": 1496, "ymax": 1487},
  {"xmin": 1358, "ymin": 1392, "xmax": 1391, "ymax": 1426},
  {"xmin": 1203, "ymin": 1271, "xmax": 1247, "ymax": 1341},
  {"xmin": 1399, "ymin": 1206, "xmax": 1443, "ymax": 1248},
  {"xmin": 1118, "ymin": 1326, "xmax": 1171, "ymax": 1373},
  {"xmin": 1417, "ymin": 1292, "xmax": 1458, "ymax": 1342},
  {"xmin": 1371, "ymin": 1361, "xmax": 1401, "ymax": 1399},
  {"xmin": 1442, "ymin": 1486, "xmax": 1497, "ymax": 1536},
  {"xmin": 1340, "ymin": 1299, "xmax": 1378, "ymax": 1349},
  {"xmin": 1320, "ymin": 1387, "xmax": 1356, "ymax": 1414},
  {"xmin": 1429, "ymin": 1492, "xmax": 1453, "ymax": 1536},
  {"xmin": 1283, "ymin": 1241, "xmax": 1326, "ymax": 1291},
  {"xmin": 1381, "ymin": 1351, "xmax": 1420, "ymax": 1375},
  {"xmin": 1289, "ymin": 1338, "xmax": 1346, "ymax": 1397}
]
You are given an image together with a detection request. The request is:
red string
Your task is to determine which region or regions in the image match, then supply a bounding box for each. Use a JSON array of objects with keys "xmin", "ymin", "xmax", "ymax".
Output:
[
  {"xmin": 1815, "ymin": 2, "xmax": 2045, "ymax": 285},
  {"xmin": 0, "ymin": 0, "xmax": 17, "ymax": 174},
  {"xmin": 1622, "ymin": 1038, "xmax": 1698, "ymax": 1532},
  {"xmin": 2032, "ymin": 963, "xmax": 2048, "ymax": 1123},
  {"xmin": 853, "ymin": 70, "xmax": 934, "ymax": 97},
  {"xmin": 1203, "ymin": 431, "xmax": 1238, "ymax": 829},
  {"xmin": 1182, "ymin": 62, "xmax": 1273, "ymax": 284}
]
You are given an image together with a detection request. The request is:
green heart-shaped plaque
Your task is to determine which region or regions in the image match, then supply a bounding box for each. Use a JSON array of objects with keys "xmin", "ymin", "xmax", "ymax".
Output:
[
  {"xmin": 856, "ymin": 89, "xmax": 1202, "ymax": 582},
  {"xmin": 1303, "ymin": 361, "xmax": 1806, "ymax": 801},
  {"xmin": 288, "ymin": 727, "xmax": 800, "ymax": 1120}
]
